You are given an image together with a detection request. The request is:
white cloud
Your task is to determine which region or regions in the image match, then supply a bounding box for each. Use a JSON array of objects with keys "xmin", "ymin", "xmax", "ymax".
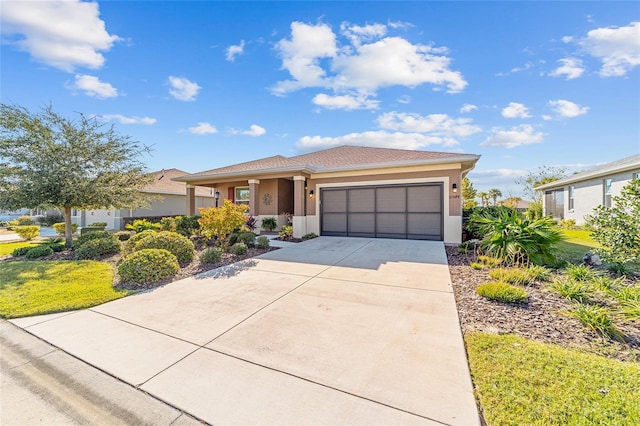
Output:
[
  {"xmin": 460, "ymin": 103, "xmax": 477, "ymax": 113},
  {"xmin": 377, "ymin": 111, "xmax": 481, "ymax": 138},
  {"xmin": 580, "ymin": 21, "xmax": 640, "ymax": 77},
  {"xmin": 272, "ymin": 21, "xmax": 467, "ymax": 104},
  {"xmin": 188, "ymin": 122, "xmax": 217, "ymax": 135},
  {"xmin": 541, "ymin": 114, "xmax": 553, "ymax": 121},
  {"xmin": 502, "ymin": 102, "xmax": 531, "ymax": 119},
  {"xmin": 68, "ymin": 74, "xmax": 118, "ymax": 98},
  {"xmin": 549, "ymin": 58, "xmax": 585, "ymax": 80},
  {"xmin": 226, "ymin": 40, "xmax": 245, "ymax": 62},
  {"xmin": 297, "ymin": 130, "xmax": 458, "ymax": 151},
  {"xmin": 0, "ymin": 0, "xmax": 119, "ymax": 72},
  {"xmin": 168, "ymin": 76, "xmax": 201, "ymax": 101},
  {"xmin": 397, "ymin": 95, "xmax": 411, "ymax": 104},
  {"xmin": 312, "ymin": 93, "xmax": 379, "ymax": 110},
  {"xmin": 100, "ymin": 114, "xmax": 156, "ymax": 125},
  {"xmin": 228, "ymin": 124, "xmax": 266, "ymax": 136},
  {"xmin": 481, "ymin": 125, "xmax": 544, "ymax": 148},
  {"xmin": 548, "ymin": 100, "xmax": 589, "ymax": 118}
]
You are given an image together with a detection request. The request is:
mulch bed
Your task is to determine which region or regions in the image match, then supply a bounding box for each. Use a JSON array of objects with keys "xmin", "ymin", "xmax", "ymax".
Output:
[{"xmin": 446, "ymin": 245, "xmax": 640, "ymax": 362}]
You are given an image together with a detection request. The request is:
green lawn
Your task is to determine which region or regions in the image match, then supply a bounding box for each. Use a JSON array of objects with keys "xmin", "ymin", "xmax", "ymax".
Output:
[
  {"xmin": 0, "ymin": 241, "xmax": 36, "ymax": 256},
  {"xmin": 466, "ymin": 332, "xmax": 640, "ymax": 426},
  {"xmin": 0, "ymin": 261, "xmax": 131, "ymax": 318},
  {"xmin": 556, "ymin": 229, "xmax": 599, "ymax": 264}
]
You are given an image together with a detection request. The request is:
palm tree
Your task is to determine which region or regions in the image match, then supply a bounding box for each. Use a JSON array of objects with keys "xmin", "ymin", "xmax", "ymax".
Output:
[
  {"xmin": 477, "ymin": 192, "xmax": 490, "ymax": 207},
  {"xmin": 488, "ymin": 188, "xmax": 502, "ymax": 206}
]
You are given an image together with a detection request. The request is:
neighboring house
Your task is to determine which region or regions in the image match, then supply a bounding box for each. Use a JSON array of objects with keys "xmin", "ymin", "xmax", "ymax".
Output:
[
  {"xmin": 174, "ymin": 145, "xmax": 480, "ymax": 243},
  {"xmin": 536, "ymin": 154, "xmax": 640, "ymax": 225},
  {"xmin": 76, "ymin": 169, "xmax": 215, "ymax": 230}
]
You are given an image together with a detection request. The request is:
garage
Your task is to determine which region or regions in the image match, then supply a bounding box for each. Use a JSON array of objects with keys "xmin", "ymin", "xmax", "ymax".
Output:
[{"xmin": 320, "ymin": 183, "xmax": 443, "ymax": 240}]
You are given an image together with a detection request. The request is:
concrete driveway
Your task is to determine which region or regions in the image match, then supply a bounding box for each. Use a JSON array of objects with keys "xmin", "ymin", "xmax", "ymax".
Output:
[{"xmin": 10, "ymin": 237, "xmax": 479, "ymax": 425}]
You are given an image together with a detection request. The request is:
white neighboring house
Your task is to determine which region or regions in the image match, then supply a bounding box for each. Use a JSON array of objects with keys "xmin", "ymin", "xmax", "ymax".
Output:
[
  {"xmin": 74, "ymin": 169, "xmax": 216, "ymax": 230},
  {"xmin": 536, "ymin": 154, "xmax": 640, "ymax": 225}
]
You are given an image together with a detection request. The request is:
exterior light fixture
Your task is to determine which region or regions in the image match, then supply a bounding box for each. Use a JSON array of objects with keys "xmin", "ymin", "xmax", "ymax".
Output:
[
  {"xmin": 309, "ymin": 190, "xmax": 314, "ymax": 198},
  {"xmin": 214, "ymin": 190, "xmax": 220, "ymax": 207},
  {"xmin": 452, "ymin": 183, "xmax": 458, "ymax": 193}
]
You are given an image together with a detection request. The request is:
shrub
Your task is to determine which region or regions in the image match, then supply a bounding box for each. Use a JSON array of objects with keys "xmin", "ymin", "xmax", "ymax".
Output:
[
  {"xmin": 488, "ymin": 268, "xmax": 536, "ymax": 286},
  {"xmin": 37, "ymin": 213, "xmax": 64, "ymax": 226},
  {"xmin": 199, "ymin": 247, "xmax": 222, "ymax": 264},
  {"xmin": 14, "ymin": 225, "xmax": 40, "ymax": 240},
  {"xmin": 245, "ymin": 215, "xmax": 258, "ymax": 231},
  {"xmin": 123, "ymin": 229, "xmax": 157, "ymax": 253},
  {"xmin": 17, "ymin": 215, "xmax": 35, "ymax": 226},
  {"xmin": 549, "ymin": 278, "xmax": 594, "ymax": 303},
  {"xmin": 465, "ymin": 206, "xmax": 515, "ymax": 239},
  {"xmin": 12, "ymin": 246, "xmax": 32, "ymax": 257},
  {"xmin": 87, "ymin": 222, "xmax": 107, "ymax": 228},
  {"xmin": 118, "ymin": 249, "xmax": 179, "ymax": 286},
  {"xmin": 526, "ymin": 264, "xmax": 551, "ymax": 282},
  {"xmin": 619, "ymin": 300, "xmax": 640, "ymax": 322},
  {"xmin": 256, "ymin": 236, "xmax": 270, "ymax": 249},
  {"xmin": 230, "ymin": 242, "xmax": 248, "ymax": 255},
  {"xmin": 261, "ymin": 216, "xmax": 278, "ymax": 232},
  {"xmin": 198, "ymin": 201, "xmax": 248, "ymax": 249},
  {"xmin": 175, "ymin": 215, "xmax": 200, "ymax": 236},
  {"xmin": 279, "ymin": 225, "xmax": 293, "ymax": 241},
  {"xmin": 591, "ymin": 275, "xmax": 624, "ymax": 292},
  {"xmin": 476, "ymin": 281, "xmax": 528, "ymax": 303},
  {"xmin": 470, "ymin": 262, "xmax": 484, "ymax": 270},
  {"xmin": 159, "ymin": 216, "xmax": 178, "ymax": 232},
  {"xmin": 25, "ymin": 245, "xmax": 54, "ymax": 259},
  {"xmin": 74, "ymin": 230, "xmax": 113, "ymax": 248},
  {"xmin": 133, "ymin": 231, "xmax": 195, "ymax": 265},
  {"xmin": 75, "ymin": 236, "xmax": 121, "ymax": 260},
  {"xmin": 559, "ymin": 219, "xmax": 577, "ymax": 230},
  {"xmin": 469, "ymin": 208, "xmax": 563, "ymax": 266},
  {"xmin": 525, "ymin": 201, "xmax": 543, "ymax": 221},
  {"xmin": 611, "ymin": 287, "xmax": 640, "ymax": 303},
  {"xmin": 477, "ymin": 255, "xmax": 502, "ymax": 268},
  {"xmin": 566, "ymin": 303, "xmax": 624, "ymax": 341},
  {"xmin": 564, "ymin": 264, "xmax": 599, "ymax": 282},
  {"xmin": 38, "ymin": 238, "xmax": 65, "ymax": 253},
  {"xmin": 236, "ymin": 231, "xmax": 256, "ymax": 247},
  {"xmin": 115, "ymin": 231, "xmax": 133, "ymax": 241},
  {"xmin": 125, "ymin": 219, "xmax": 161, "ymax": 233},
  {"xmin": 53, "ymin": 222, "xmax": 79, "ymax": 236},
  {"xmin": 302, "ymin": 233, "xmax": 318, "ymax": 240}
]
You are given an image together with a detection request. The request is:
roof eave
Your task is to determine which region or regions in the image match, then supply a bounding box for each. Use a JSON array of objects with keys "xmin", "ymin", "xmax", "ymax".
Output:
[{"xmin": 535, "ymin": 161, "xmax": 640, "ymax": 191}]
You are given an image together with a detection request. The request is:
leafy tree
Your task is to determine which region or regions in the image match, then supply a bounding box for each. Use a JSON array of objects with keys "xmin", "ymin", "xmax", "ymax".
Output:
[
  {"xmin": 0, "ymin": 104, "xmax": 153, "ymax": 247},
  {"xmin": 488, "ymin": 188, "xmax": 503, "ymax": 206},
  {"xmin": 461, "ymin": 177, "xmax": 478, "ymax": 209},
  {"xmin": 501, "ymin": 196, "xmax": 522, "ymax": 209},
  {"xmin": 586, "ymin": 178, "xmax": 640, "ymax": 266},
  {"xmin": 516, "ymin": 166, "xmax": 566, "ymax": 204},
  {"xmin": 477, "ymin": 191, "xmax": 490, "ymax": 207},
  {"xmin": 198, "ymin": 200, "xmax": 249, "ymax": 250}
]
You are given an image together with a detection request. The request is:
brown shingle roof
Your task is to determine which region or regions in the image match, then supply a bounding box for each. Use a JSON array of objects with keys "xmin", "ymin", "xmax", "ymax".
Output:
[
  {"xmin": 145, "ymin": 169, "xmax": 213, "ymax": 196},
  {"xmin": 184, "ymin": 146, "xmax": 476, "ymax": 179}
]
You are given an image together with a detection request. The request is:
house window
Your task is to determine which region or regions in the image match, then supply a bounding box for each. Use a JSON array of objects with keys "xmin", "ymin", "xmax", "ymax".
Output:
[
  {"xmin": 235, "ymin": 186, "xmax": 250, "ymax": 205},
  {"xmin": 568, "ymin": 186, "xmax": 575, "ymax": 211},
  {"xmin": 603, "ymin": 178, "xmax": 612, "ymax": 207},
  {"xmin": 544, "ymin": 189, "xmax": 564, "ymax": 219},
  {"xmin": 71, "ymin": 209, "xmax": 79, "ymax": 217}
]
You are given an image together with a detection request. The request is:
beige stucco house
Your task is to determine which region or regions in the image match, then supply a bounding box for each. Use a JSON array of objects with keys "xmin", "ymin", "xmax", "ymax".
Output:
[
  {"xmin": 174, "ymin": 146, "xmax": 480, "ymax": 243},
  {"xmin": 75, "ymin": 169, "xmax": 216, "ymax": 230}
]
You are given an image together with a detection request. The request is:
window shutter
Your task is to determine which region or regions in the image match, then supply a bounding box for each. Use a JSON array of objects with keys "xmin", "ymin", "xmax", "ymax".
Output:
[{"xmin": 228, "ymin": 187, "xmax": 235, "ymax": 203}]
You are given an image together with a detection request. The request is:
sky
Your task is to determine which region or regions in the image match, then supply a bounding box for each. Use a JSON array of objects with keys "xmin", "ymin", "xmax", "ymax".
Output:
[{"xmin": 1, "ymin": 1, "xmax": 639, "ymax": 199}]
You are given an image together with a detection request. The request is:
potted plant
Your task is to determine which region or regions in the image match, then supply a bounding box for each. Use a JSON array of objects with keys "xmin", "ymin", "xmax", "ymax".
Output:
[{"xmin": 261, "ymin": 217, "xmax": 278, "ymax": 233}]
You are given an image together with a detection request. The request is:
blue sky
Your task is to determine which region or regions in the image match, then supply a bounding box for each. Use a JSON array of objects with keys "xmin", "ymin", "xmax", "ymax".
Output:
[{"xmin": 2, "ymin": 1, "xmax": 639, "ymax": 199}]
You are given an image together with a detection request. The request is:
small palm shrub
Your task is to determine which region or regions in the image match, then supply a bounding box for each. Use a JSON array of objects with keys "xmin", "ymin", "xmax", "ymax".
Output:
[
  {"xmin": 279, "ymin": 225, "xmax": 293, "ymax": 240},
  {"xmin": 469, "ymin": 209, "xmax": 563, "ymax": 265},
  {"xmin": 133, "ymin": 231, "xmax": 195, "ymax": 265},
  {"xmin": 549, "ymin": 278, "xmax": 594, "ymax": 303},
  {"xmin": 24, "ymin": 245, "xmax": 54, "ymax": 259},
  {"xmin": 564, "ymin": 264, "xmax": 599, "ymax": 281},
  {"xmin": 125, "ymin": 219, "xmax": 160, "ymax": 233},
  {"xmin": 199, "ymin": 247, "xmax": 222, "ymax": 264},
  {"xmin": 256, "ymin": 236, "xmax": 270, "ymax": 249},
  {"xmin": 476, "ymin": 281, "xmax": 528, "ymax": 303},
  {"xmin": 489, "ymin": 268, "xmax": 536, "ymax": 286},
  {"xmin": 118, "ymin": 249, "xmax": 179, "ymax": 286},
  {"xmin": 261, "ymin": 216, "xmax": 278, "ymax": 232},
  {"xmin": 302, "ymin": 233, "xmax": 318, "ymax": 240},
  {"xmin": 53, "ymin": 222, "xmax": 79, "ymax": 236},
  {"xmin": 567, "ymin": 303, "xmax": 624, "ymax": 341},
  {"xmin": 14, "ymin": 225, "xmax": 40, "ymax": 240},
  {"xmin": 75, "ymin": 236, "xmax": 121, "ymax": 260},
  {"xmin": 230, "ymin": 242, "xmax": 248, "ymax": 255},
  {"xmin": 12, "ymin": 246, "xmax": 32, "ymax": 257}
]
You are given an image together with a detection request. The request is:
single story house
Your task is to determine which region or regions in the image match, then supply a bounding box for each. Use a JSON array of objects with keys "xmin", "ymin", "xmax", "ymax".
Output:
[
  {"xmin": 174, "ymin": 145, "xmax": 481, "ymax": 243},
  {"xmin": 536, "ymin": 154, "xmax": 640, "ymax": 225},
  {"xmin": 73, "ymin": 169, "xmax": 216, "ymax": 230}
]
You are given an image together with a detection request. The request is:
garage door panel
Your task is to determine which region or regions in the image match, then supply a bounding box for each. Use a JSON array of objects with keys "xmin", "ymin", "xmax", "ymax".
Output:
[
  {"xmin": 408, "ymin": 213, "xmax": 441, "ymax": 237},
  {"xmin": 348, "ymin": 213, "xmax": 375, "ymax": 235},
  {"xmin": 376, "ymin": 187, "xmax": 406, "ymax": 212},
  {"xmin": 322, "ymin": 213, "xmax": 347, "ymax": 235},
  {"xmin": 376, "ymin": 213, "xmax": 406, "ymax": 236},
  {"xmin": 348, "ymin": 189, "xmax": 375, "ymax": 212},
  {"xmin": 323, "ymin": 190, "xmax": 347, "ymax": 213},
  {"xmin": 408, "ymin": 186, "xmax": 441, "ymax": 213}
]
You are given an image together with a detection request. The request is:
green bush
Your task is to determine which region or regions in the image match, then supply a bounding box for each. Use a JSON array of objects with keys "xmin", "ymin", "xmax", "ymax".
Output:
[
  {"xmin": 125, "ymin": 219, "xmax": 161, "ymax": 233},
  {"xmin": 118, "ymin": 249, "xmax": 179, "ymax": 286},
  {"xmin": 476, "ymin": 281, "xmax": 529, "ymax": 303},
  {"xmin": 133, "ymin": 231, "xmax": 195, "ymax": 265},
  {"xmin": 14, "ymin": 225, "xmax": 40, "ymax": 240},
  {"xmin": 12, "ymin": 246, "xmax": 32, "ymax": 257},
  {"xmin": 87, "ymin": 222, "xmax": 107, "ymax": 228},
  {"xmin": 559, "ymin": 219, "xmax": 577, "ymax": 230},
  {"xmin": 123, "ymin": 229, "xmax": 157, "ymax": 252},
  {"xmin": 159, "ymin": 216, "xmax": 178, "ymax": 232},
  {"xmin": 37, "ymin": 213, "xmax": 64, "ymax": 226},
  {"xmin": 619, "ymin": 300, "xmax": 640, "ymax": 322},
  {"xmin": 38, "ymin": 239, "xmax": 65, "ymax": 253},
  {"xmin": 564, "ymin": 264, "xmax": 599, "ymax": 282},
  {"xmin": 261, "ymin": 216, "xmax": 278, "ymax": 232},
  {"xmin": 567, "ymin": 303, "xmax": 624, "ymax": 341},
  {"xmin": 176, "ymin": 215, "xmax": 200, "ymax": 236},
  {"xmin": 256, "ymin": 236, "xmax": 270, "ymax": 249},
  {"xmin": 236, "ymin": 231, "xmax": 256, "ymax": 247},
  {"xmin": 549, "ymin": 278, "xmax": 594, "ymax": 303},
  {"xmin": 199, "ymin": 247, "xmax": 222, "ymax": 264},
  {"xmin": 75, "ymin": 236, "xmax": 121, "ymax": 260},
  {"xmin": 53, "ymin": 222, "xmax": 79, "ymax": 236},
  {"xmin": 115, "ymin": 231, "xmax": 133, "ymax": 241},
  {"xmin": 279, "ymin": 225, "xmax": 293, "ymax": 241},
  {"xmin": 17, "ymin": 215, "xmax": 35, "ymax": 226},
  {"xmin": 230, "ymin": 242, "xmax": 248, "ymax": 255},
  {"xmin": 302, "ymin": 233, "xmax": 318, "ymax": 240},
  {"xmin": 470, "ymin": 262, "xmax": 484, "ymax": 270},
  {"xmin": 488, "ymin": 268, "xmax": 536, "ymax": 286},
  {"xmin": 74, "ymin": 230, "xmax": 113, "ymax": 248},
  {"xmin": 25, "ymin": 245, "xmax": 53, "ymax": 259}
]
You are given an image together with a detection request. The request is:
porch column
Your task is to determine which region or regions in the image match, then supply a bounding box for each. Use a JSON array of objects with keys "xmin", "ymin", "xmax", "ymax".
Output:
[
  {"xmin": 248, "ymin": 179, "xmax": 260, "ymax": 216},
  {"xmin": 292, "ymin": 176, "xmax": 307, "ymax": 237},
  {"xmin": 186, "ymin": 185, "xmax": 196, "ymax": 216}
]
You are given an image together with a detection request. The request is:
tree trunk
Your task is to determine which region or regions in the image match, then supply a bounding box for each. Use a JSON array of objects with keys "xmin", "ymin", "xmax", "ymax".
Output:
[{"xmin": 64, "ymin": 206, "xmax": 73, "ymax": 248}]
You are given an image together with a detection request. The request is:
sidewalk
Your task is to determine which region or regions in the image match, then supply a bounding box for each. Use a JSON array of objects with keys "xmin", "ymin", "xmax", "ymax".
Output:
[{"xmin": 0, "ymin": 321, "xmax": 201, "ymax": 426}]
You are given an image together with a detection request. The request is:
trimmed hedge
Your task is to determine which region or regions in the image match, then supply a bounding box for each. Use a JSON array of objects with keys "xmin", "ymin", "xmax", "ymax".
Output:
[
  {"xmin": 14, "ymin": 225, "xmax": 40, "ymax": 240},
  {"xmin": 12, "ymin": 246, "xmax": 32, "ymax": 257},
  {"xmin": 123, "ymin": 229, "xmax": 157, "ymax": 253},
  {"xmin": 118, "ymin": 249, "xmax": 179, "ymax": 286},
  {"xmin": 53, "ymin": 222, "xmax": 79, "ymax": 236},
  {"xmin": 230, "ymin": 242, "xmax": 248, "ymax": 255},
  {"xmin": 132, "ymin": 231, "xmax": 195, "ymax": 265},
  {"xmin": 199, "ymin": 247, "xmax": 222, "ymax": 264},
  {"xmin": 75, "ymin": 236, "xmax": 121, "ymax": 260},
  {"xmin": 256, "ymin": 236, "xmax": 270, "ymax": 249},
  {"xmin": 25, "ymin": 245, "xmax": 53, "ymax": 259},
  {"xmin": 74, "ymin": 231, "xmax": 113, "ymax": 248}
]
